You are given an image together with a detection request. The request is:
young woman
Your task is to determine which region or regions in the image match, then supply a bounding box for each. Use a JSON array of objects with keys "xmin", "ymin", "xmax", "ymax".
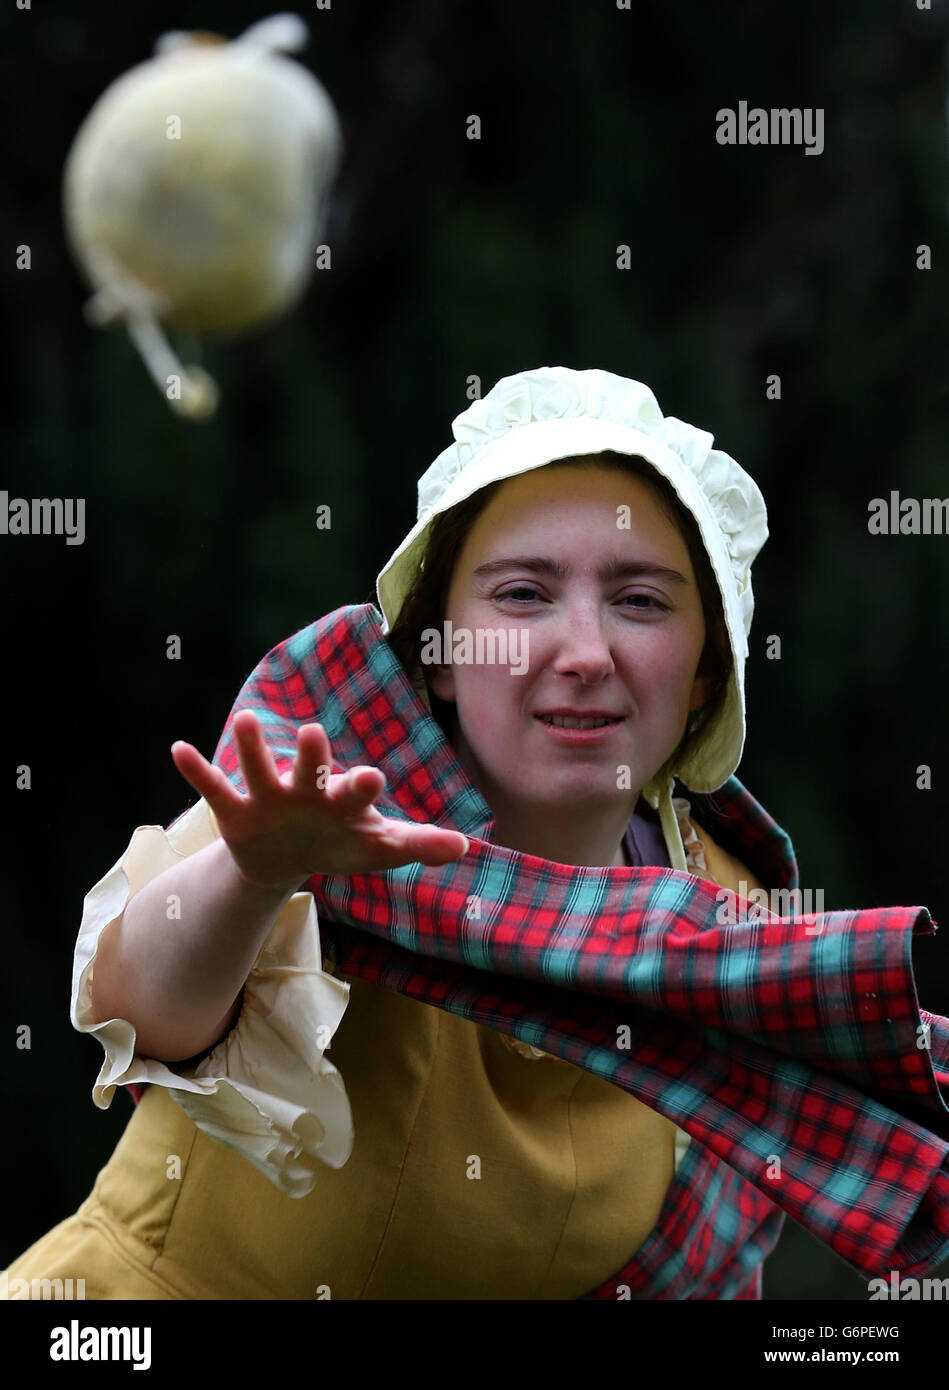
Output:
[{"xmin": 4, "ymin": 366, "xmax": 948, "ymax": 1300}]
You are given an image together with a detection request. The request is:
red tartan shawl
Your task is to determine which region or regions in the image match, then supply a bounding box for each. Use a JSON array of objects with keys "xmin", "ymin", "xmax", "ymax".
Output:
[{"xmin": 138, "ymin": 602, "xmax": 949, "ymax": 1298}]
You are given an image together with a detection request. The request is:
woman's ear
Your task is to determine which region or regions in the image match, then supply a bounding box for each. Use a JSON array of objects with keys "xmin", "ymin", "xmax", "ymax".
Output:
[
  {"xmin": 688, "ymin": 617, "xmax": 728, "ymax": 713},
  {"xmin": 427, "ymin": 661, "xmax": 456, "ymax": 704},
  {"xmin": 688, "ymin": 669, "xmax": 715, "ymax": 713}
]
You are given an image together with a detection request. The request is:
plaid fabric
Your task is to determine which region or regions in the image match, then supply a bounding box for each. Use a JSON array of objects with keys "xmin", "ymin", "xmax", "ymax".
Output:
[{"xmin": 141, "ymin": 602, "xmax": 949, "ymax": 1298}]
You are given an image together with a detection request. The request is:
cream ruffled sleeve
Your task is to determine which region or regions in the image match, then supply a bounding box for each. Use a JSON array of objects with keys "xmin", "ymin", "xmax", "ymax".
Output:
[{"xmin": 70, "ymin": 798, "xmax": 354, "ymax": 1198}]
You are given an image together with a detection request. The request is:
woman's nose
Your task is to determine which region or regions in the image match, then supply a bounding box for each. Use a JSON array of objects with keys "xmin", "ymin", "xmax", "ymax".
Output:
[{"xmin": 549, "ymin": 608, "xmax": 616, "ymax": 682}]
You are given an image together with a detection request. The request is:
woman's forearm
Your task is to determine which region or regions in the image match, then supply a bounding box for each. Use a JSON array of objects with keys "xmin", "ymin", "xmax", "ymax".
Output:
[{"xmin": 90, "ymin": 835, "xmax": 301, "ymax": 1063}]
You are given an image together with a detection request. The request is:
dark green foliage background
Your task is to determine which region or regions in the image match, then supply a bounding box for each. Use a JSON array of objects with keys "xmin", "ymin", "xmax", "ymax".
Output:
[{"xmin": 2, "ymin": 0, "xmax": 948, "ymax": 1300}]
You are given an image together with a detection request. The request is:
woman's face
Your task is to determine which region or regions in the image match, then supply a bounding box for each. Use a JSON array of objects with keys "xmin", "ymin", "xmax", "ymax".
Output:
[{"xmin": 427, "ymin": 463, "xmax": 715, "ymax": 839}]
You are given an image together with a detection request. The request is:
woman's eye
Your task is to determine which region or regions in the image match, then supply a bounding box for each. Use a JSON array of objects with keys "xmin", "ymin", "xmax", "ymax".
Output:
[
  {"xmin": 622, "ymin": 594, "xmax": 669, "ymax": 611},
  {"xmin": 496, "ymin": 588, "xmax": 668, "ymax": 611},
  {"xmin": 498, "ymin": 586, "xmax": 542, "ymax": 602}
]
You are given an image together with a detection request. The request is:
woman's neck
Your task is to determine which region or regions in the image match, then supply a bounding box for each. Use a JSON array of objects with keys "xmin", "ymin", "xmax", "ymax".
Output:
[{"xmin": 485, "ymin": 803, "xmax": 637, "ymax": 867}]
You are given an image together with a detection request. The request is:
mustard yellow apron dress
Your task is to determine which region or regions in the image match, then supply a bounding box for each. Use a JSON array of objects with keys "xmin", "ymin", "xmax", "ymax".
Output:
[{"xmin": 4, "ymin": 823, "xmax": 760, "ymax": 1299}]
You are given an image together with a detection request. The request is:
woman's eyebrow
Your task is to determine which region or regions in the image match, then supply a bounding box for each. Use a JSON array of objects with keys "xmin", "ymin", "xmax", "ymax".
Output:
[{"xmin": 471, "ymin": 556, "xmax": 689, "ymax": 584}]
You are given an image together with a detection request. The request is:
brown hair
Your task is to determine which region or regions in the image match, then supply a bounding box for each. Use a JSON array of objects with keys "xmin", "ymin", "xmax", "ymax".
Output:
[{"xmin": 384, "ymin": 452, "xmax": 732, "ymax": 760}]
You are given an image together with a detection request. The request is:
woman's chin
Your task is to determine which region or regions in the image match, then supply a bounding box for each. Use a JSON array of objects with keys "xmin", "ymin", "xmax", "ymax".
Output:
[{"xmin": 525, "ymin": 779, "xmax": 637, "ymax": 809}]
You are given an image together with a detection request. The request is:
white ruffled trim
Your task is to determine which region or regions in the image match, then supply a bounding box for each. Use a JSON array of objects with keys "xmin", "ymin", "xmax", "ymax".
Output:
[
  {"xmin": 672, "ymin": 796, "xmax": 708, "ymax": 874},
  {"xmin": 70, "ymin": 798, "xmax": 354, "ymax": 1198}
]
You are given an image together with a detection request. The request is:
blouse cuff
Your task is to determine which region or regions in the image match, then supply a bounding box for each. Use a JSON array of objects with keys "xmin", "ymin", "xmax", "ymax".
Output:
[{"xmin": 70, "ymin": 797, "xmax": 354, "ymax": 1198}]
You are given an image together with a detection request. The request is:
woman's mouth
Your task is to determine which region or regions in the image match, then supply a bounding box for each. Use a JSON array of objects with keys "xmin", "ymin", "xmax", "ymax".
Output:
[{"xmin": 535, "ymin": 713, "xmax": 622, "ymax": 741}]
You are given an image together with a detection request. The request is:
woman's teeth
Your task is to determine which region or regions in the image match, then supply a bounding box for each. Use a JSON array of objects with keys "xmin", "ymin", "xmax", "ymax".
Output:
[{"xmin": 538, "ymin": 715, "xmax": 617, "ymax": 729}]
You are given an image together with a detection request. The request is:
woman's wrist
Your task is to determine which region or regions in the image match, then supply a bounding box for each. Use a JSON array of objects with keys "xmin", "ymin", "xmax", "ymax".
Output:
[{"xmin": 215, "ymin": 836, "xmax": 304, "ymax": 903}]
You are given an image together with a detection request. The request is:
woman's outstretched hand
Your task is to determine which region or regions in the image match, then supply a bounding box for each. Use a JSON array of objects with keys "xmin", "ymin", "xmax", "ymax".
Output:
[{"xmin": 171, "ymin": 709, "xmax": 470, "ymax": 890}]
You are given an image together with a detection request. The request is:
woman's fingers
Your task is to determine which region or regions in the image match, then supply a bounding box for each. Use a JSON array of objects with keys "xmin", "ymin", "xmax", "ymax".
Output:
[
  {"xmin": 174, "ymin": 711, "xmax": 470, "ymax": 875},
  {"xmin": 387, "ymin": 823, "xmax": 470, "ymax": 866},
  {"xmin": 231, "ymin": 710, "xmax": 281, "ymax": 798},
  {"xmin": 291, "ymin": 722, "xmax": 333, "ymax": 793},
  {"xmin": 170, "ymin": 740, "xmax": 206, "ymax": 796},
  {"xmin": 170, "ymin": 741, "xmax": 245, "ymax": 820},
  {"xmin": 327, "ymin": 765, "xmax": 386, "ymax": 809},
  {"xmin": 172, "ymin": 711, "xmax": 277, "ymax": 809},
  {"xmin": 290, "ymin": 726, "xmax": 386, "ymax": 812}
]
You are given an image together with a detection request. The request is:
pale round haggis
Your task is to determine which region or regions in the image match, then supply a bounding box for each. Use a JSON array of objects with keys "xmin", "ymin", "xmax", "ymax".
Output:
[{"xmin": 62, "ymin": 13, "xmax": 342, "ymax": 417}]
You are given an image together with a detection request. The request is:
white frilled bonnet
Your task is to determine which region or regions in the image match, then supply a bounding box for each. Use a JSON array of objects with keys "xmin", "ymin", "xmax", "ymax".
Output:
[{"xmin": 375, "ymin": 366, "xmax": 769, "ymax": 872}]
